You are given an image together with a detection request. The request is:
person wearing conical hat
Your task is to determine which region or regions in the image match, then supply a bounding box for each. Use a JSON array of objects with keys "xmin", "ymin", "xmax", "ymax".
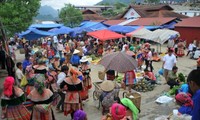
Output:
[
  {"xmin": 70, "ymin": 49, "xmax": 81, "ymax": 67},
  {"xmin": 79, "ymin": 56, "xmax": 91, "ymax": 100},
  {"xmin": 99, "ymin": 80, "xmax": 120, "ymax": 115}
]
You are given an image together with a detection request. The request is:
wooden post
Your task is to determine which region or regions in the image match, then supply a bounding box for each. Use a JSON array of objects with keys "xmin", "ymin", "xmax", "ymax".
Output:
[{"xmin": 0, "ymin": 18, "xmax": 9, "ymax": 53}]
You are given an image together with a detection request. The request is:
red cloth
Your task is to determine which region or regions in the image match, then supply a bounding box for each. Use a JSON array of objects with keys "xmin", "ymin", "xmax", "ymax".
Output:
[
  {"xmin": 175, "ymin": 92, "xmax": 193, "ymax": 107},
  {"xmin": 124, "ymin": 70, "xmax": 136, "ymax": 85},
  {"xmin": 3, "ymin": 76, "xmax": 14, "ymax": 97}
]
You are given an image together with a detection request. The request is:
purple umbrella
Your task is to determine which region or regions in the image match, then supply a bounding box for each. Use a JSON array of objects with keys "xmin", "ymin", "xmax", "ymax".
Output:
[{"xmin": 100, "ymin": 52, "xmax": 138, "ymax": 73}]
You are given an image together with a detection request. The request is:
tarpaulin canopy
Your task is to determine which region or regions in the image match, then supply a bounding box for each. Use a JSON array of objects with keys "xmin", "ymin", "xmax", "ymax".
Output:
[
  {"xmin": 84, "ymin": 23, "xmax": 107, "ymax": 32},
  {"xmin": 70, "ymin": 22, "xmax": 108, "ymax": 37},
  {"xmin": 70, "ymin": 27, "xmax": 86, "ymax": 37},
  {"xmin": 126, "ymin": 26, "xmax": 153, "ymax": 38},
  {"xmin": 161, "ymin": 21, "xmax": 177, "ymax": 29},
  {"xmin": 80, "ymin": 21, "xmax": 99, "ymax": 28},
  {"xmin": 29, "ymin": 24, "xmax": 63, "ymax": 29},
  {"xmin": 87, "ymin": 29, "xmax": 124, "ymax": 41},
  {"xmin": 19, "ymin": 28, "xmax": 55, "ymax": 40},
  {"xmin": 108, "ymin": 25, "xmax": 138, "ymax": 33},
  {"xmin": 142, "ymin": 29, "xmax": 180, "ymax": 44},
  {"xmin": 49, "ymin": 26, "xmax": 72, "ymax": 35},
  {"xmin": 151, "ymin": 29, "xmax": 180, "ymax": 44}
]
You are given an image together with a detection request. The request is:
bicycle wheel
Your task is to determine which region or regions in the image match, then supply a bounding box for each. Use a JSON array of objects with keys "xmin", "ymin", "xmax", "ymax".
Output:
[
  {"xmin": 122, "ymin": 91, "xmax": 128, "ymax": 98},
  {"xmin": 93, "ymin": 91, "xmax": 98, "ymax": 100}
]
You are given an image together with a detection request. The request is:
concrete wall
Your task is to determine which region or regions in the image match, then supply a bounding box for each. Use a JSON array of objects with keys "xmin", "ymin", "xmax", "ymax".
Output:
[{"xmin": 175, "ymin": 27, "xmax": 200, "ymax": 46}]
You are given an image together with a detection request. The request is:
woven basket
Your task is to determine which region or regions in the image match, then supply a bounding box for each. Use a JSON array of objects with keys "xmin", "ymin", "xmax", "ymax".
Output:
[
  {"xmin": 125, "ymin": 92, "xmax": 141, "ymax": 110},
  {"xmin": 98, "ymin": 71, "xmax": 105, "ymax": 80}
]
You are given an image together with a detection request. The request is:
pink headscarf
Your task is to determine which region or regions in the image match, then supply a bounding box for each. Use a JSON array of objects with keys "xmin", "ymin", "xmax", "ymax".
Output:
[
  {"xmin": 3, "ymin": 76, "xmax": 15, "ymax": 97},
  {"xmin": 175, "ymin": 92, "xmax": 193, "ymax": 107},
  {"xmin": 111, "ymin": 103, "xmax": 126, "ymax": 120}
]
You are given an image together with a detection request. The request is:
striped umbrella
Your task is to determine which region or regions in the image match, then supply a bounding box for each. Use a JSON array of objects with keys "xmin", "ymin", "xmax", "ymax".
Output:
[{"xmin": 100, "ymin": 52, "xmax": 138, "ymax": 73}]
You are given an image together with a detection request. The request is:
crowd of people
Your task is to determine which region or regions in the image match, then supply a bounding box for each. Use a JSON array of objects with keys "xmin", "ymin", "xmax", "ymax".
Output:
[{"xmin": 0, "ymin": 35, "xmax": 199, "ymax": 120}]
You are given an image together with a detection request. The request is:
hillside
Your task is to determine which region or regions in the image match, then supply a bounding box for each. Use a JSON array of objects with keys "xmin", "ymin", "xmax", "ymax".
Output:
[
  {"xmin": 35, "ymin": 5, "xmax": 58, "ymax": 21},
  {"xmin": 97, "ymin": 0, "xmax": 143, "ymax": 5}
]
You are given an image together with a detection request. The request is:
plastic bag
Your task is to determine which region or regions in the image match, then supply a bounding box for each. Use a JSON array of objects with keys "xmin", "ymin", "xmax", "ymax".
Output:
[
  {"xmin": 158, "ymin": 68, "xmax": 164, "ymax": 76},
  {"xmin": 20, "ymin": 76, "xmax": 28, "ymax": 87}
]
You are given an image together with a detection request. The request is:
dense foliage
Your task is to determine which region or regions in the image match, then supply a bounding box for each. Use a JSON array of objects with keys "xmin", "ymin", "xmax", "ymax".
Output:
[
  {"xmin": 0, "ymin": 0, "xmax": 40, "ymax": 35},
  {"xmin": 59, "ymin": 4, "xmax": 83, "ymax": 28}
]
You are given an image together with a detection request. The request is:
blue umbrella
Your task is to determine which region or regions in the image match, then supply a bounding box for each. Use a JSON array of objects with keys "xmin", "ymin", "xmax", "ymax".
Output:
[{"xmin": 19, "ymin": 28, "xmax": 55, "ymax": 40}]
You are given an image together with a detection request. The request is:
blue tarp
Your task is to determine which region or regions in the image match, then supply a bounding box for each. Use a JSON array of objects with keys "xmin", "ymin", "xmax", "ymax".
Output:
[
  {"xmin": 144, "ymin": 26, "xmax": 161, "ymax": 30},
  {"xmin": 108, "ymin": 25, "xmax": 138, "ymax": 33},
  {"xmin": 80, "ymin": 21, "xmax": 99, "ymax": 28},
  {"xmin": 83, "ymin": 23, "xmax": 107, "ymax": 32},
  {"xmin": 70, "ymin": 27, "xmax": 86, "ymax": 37},
  {"xmin": 70, "ymin": 22, "xmax": 108, "ymax": 37},
  {"xmin": 161, "ymin": 21, "xmax": 177, "ymax": 29},
  {"xmin": 49, "ymin": 26, "xmax": 72, "ymax": 35},
  {"xmin": 29, "ymin": 24, "xmax": 63, "ymax": 29},
  {"xmin": 19, "ymin": 28, "xmax": 55, "ymax": 40}
]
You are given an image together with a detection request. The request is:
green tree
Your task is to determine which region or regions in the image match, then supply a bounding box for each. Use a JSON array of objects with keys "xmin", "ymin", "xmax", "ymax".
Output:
[
  {"xmin": 59, "ymin": 4, "xmax": 83, "ymax": 28},
  {"xmin": 147, "ymin": 0, "xmax": 160, "ymax": 3},
  {"xmin": 114, "ymin": 2, "xmax": 127, "ymax": 9},
  {"xmin": 0, "ymin": 0, "xmax": 40, "ymax": 36}
]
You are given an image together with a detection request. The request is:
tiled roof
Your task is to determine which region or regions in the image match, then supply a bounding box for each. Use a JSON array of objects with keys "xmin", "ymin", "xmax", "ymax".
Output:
[
  {"xmin": 175, "ymin": 16, "xmax": 200, "ymax": 27},
  {"xmin": 83, "ymin": 14, "xmax": 105, "ymax": 20},
  {"xmin": 81, "ymin": 9, "xmax": 97, "ymax": 14},
  {"xmin": 126, "ymin": 17, "xmax": 177, "ymax": 26},
  {"xmin": 114, "ymin": 4, "xmax": 187, "ymax": 19},
  {"xmin": 147, "ymin": 10, "xmax": 188, "ymax": 18},
  {"xmin": 103, "ymin": 20, "xmax": 126, "ymax": 25}
]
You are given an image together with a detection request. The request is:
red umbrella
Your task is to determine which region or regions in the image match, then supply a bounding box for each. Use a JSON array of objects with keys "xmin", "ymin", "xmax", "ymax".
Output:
[
  {"xmin": 87, "ymin": 29, "xmax": 124, "ymax": 41},
  {"xmin": 100, "ymin": 52, "xmax": 138, "ymax": 73}
]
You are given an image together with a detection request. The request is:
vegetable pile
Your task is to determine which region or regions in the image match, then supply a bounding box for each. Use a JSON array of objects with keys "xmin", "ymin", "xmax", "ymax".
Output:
[{"xmin": 133, "ymin": 79, "xmax": 155, "ymax": 92}]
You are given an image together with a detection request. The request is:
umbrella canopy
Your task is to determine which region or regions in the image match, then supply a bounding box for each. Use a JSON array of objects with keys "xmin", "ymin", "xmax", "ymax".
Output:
[
  {"xmin": 87, "ymin": 29, "xmax": 124, "ymax": 41},
  {"xmin": 19, "ymin": 28, "xmax": 55, "ymax": 40},
  {"xmin": 49, "ymin": 26, "xmax": 72, "ymax": 35},
  {"xmin": 100, "ymin": 52, "xmax": 138, "ymax": 73}
]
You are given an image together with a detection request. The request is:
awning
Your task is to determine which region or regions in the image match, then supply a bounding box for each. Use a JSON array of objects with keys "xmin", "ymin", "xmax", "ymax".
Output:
[
  {"xmin": 108, "ymin": 25, "xmax": 138, "ymax": 33},
  {"xmin": 19, "ymin": 28, "xmax": 55, "ymax": 40},
  {"xmin": 49, "ymin": 26, "xmax": 72, "ymax": 35},
  {"xmin": 143, "ymin": 29, "xmax": 180, "ymax": 44},
  {"xmin": 126, "ymin": 26, "xmax": 153, "ymax": 38},
  {"xmin": 87, "ymin": 29, "xmax": 124, "ymax": 41}
]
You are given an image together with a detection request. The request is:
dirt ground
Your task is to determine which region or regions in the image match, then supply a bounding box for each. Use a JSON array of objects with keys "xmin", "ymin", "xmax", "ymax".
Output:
[{"xmin": 0, "ymin": 45, "xmax": 197, "ymax": 120}]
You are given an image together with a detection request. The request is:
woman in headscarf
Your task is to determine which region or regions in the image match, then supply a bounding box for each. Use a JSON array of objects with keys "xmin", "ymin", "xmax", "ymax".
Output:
[
  {"xmin": 60, "ymin": 68, "xmax": 83, "ymax": 119},
  {"xmin": 177, "ymin": 40, "xmax": 185, "ymax": 57},
  {"xmin": 27, "ymin": 74, "xmax": 55, "ymax": 120},
  {"xmin": 123, "ymin": 70, "xmax": 136, "ymax": 93},
  {"xmin": 79, "ymin": 56, "xmax": 91, "ymax": 100},
  {"xmin": 73, "ymin": 110, "xmax": 87, "ymax": 120},
  {"xmin": 175, "ymin": 92, "xmax": 193, "ymax": 115},
  {"xmin": 101, "ymin": 103, "xmax": 129, "ymax": 120},
  {"xmin": 1, "ymin": 76, "xmax": 30, "ymax": 120},
  {"xmin": 121, "ymin": 98, "xmax": 139, "ymax": 120},
  {"xmin": 33, "ymin": 58, "xmax": 47, "ymax": 75},
  {"xmin": 46, "ymin": 65, "xmax": 58, "ymax": 92}
]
